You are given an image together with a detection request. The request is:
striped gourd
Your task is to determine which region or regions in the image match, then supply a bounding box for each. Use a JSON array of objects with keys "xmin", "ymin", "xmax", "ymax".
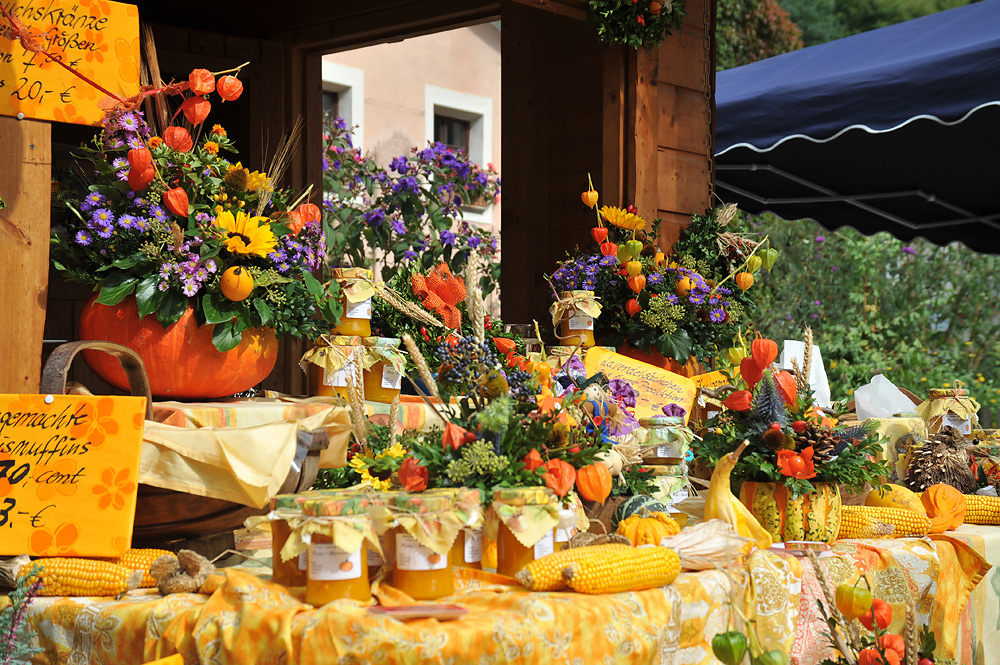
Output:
[
  {"xmin": 839, "ymin": 505, "xmax": 931, "ymax": 539},
  {"xmin": 561, "ymin": 545, "xmax": 680, "ymax": 594},
  {"xmin": 20, "ymin": 558, "xmax": 142, "ymax": 597},
  {"xmin": 963, "ymin": 494, "xmax": 1000, "ymax": 525},
  {"xmin": 515, "ymin": 543, "xmax": 633, "ymax": 591},
  {"xmin": 739, "ymin": 481, "xmax": 842, "ymax": 543}
]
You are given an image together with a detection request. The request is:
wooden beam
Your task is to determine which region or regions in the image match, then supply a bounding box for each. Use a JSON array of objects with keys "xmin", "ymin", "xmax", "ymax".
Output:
[
  {"xmin": 626, "ymin": 48, "xmax": 659, "ymax": 216},
  {"xmin": 0, "ymin": 117, "xmax": 51, "ymax": 393},
  {"xmin": 504, "ymin": 0, "xmax": 586, "ymax": 20}
]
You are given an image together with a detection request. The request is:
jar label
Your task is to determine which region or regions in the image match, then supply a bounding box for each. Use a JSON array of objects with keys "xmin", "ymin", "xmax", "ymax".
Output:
[
  {"xmin": 942, "ymin": 412, "xmax": 972, "ymax": 435},
  {"xmin": 568, "ymin": 314, "xmax": 594, "ymax": 330},
  {"xmin": 396, "ymin": 533, "xmax": 447, "ymax": 571},
  {"xmin": 323, "ymin": 359, "xmax": 355, "ymax": 388},
  {"xmin": 345, "ymin": 298, "xmax": 373, "ymax": 320},
  {"xmin": 367, "ymin": 548, "xmax": 384, "ymax": 568},
  {"xmin": 555, "ymin": 527, "xmax": 576, "ymax": 543},
  {"xmin": 463, "ymin": 529, "xmax": 482, "ymax": 563},
  {"xmin": 308, "ymin": 543, "xmax": 362, "ymax": 581},
  {"xmin": 297, "ymin": 551, "xmax": 307, "ymax": 571},
  {"xmin": 656, "ymin": 445, "xmax": 675, "ymax": 458},
  {"xmin": 533, "ymin": 530, "xmax": 555, "ymax": 558},
  {"xmin": 381, "ymin": 364, "xmax": 402, "ymax": 390}
]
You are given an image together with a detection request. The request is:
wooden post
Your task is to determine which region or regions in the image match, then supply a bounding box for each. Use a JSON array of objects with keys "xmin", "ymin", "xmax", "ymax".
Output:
[{"xmin": 0, "ymin": 116, "xmax": 51, "ymax": 393}]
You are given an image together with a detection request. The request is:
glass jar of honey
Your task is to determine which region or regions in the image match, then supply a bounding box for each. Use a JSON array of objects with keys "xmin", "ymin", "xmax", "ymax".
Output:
[
  {"xmin": 425, "ymin": 487, "xmax": 485, "ymax": 570},
  {"xmin": 301, "ymin": 494, "xmax": 377, "ymax": 605},
  {"xmin": 269, "ymin": 491, "xmax": 329, "ymax": 587},
  {"xmin": 309, "ymin": 338, "xmax": 363, "ymax": 399},
  {"xmin": 331, "ymin": 267, "xmax": 375, "ymax": 337},
  {"xmin": 450, "ymin": 528, "xmax": 483, "ymax": 570},
  {"xmin": 361, "ymin": 338, "xmax": 406, "ymax": 404},
  {"xmin": 385, "ymin": 493, "xmax": 459, "ymax": 600},
  {"xmin": 492, "ymin": 487, "xmax": 559, "ymax": 578},
  {"xmin": 555, "ymin": 290, "xmax": 599, "ymax": 348}
]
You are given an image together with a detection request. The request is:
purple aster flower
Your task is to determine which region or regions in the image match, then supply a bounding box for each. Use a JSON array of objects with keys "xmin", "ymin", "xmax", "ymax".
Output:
[
  {"xmin": 135, "ymin": 218, "xmax": 151, "ymax": 232},
  {"xmin": 91, "ymin": 208, "xmax": 114, "ymax": 226},
  {"xmin": 182, "ymin": 280, "xmax": 199, "ymax": 297},
  {"xmin": 403, "ymin": 249, "xmax": 418, "ymax": 261},
  {"xmin": 205, "ymin": 259, "xmax": 217, "ymax": 273},
  {"xmin": 688, "ymin": 293, "xmax": 705, "ymax": 305},
  {"xmin": 665, "ymin": 294, "xmax": 679, "ymax": 304},
  {"xmin": 815, "ymin": 235, "xmax": 825, "ymax": 243},
  {"xmin": 119, "ymin": 112, "xmax": 139, "ymax": 131},
  {"xmin": 902, "ymin": 246, "xmax": 916, "ymax": 255},
  {"xmin": 647, "ymin": 273, "xmax": 662, "ymax": 285},
  {"xmin": 391, "ymin": 219, "xmax": 406, "ymax": 234},
  {"xmin": 195, "ymin": 212, "xmax": 212, "ymax": 223},
  {"xmin": 440, "ymin": 230, "xmax": 456, "ymax": 246},
  {"xmin": 119, "ymin": 214, "xmax": 138, "ymax": 229},
  {"xmin": 75, "ymin": 230, "xmax": 93, "ymax": 246},
  {"xmin": 81, "ymin": 192, "xmax": 105, "ymax": 211},
  {"xmin": 468, "ymin": 236, "xmax": 482, "ymax": 249},
  {"xmin": 709, "ymin": 308, "xmax": 726, "ymax": 322},
  {"xmin": 116, "ymin": 169, "xmax": 129, "ymax": 181},
  {"xmin": 600, "ymin": 255, "xmax": 617, "ymax": 268},
  {"xmin": 94, "ymin": 221, "xmax": 114, "ymax": 239},
  {"xmin": 112, "ymin": 157, "xmax": 128, "ymax": 170},
  {"xmin": 150, "ymin": 205, "xmax": 167, "ymax": 222},
  {"xmin": 157, "ymin": 279, "xmax": 170, "ymax": 292}
]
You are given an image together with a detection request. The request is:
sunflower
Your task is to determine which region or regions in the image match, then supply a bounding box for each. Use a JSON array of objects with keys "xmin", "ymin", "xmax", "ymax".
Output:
[
  {"xmin": 216, "ymin": 209, "xmax": 277, "ymax": 257},
  {"xmin": 348, "ymin": 442, "xmax": 407, "ymax": 491},
  {"xmin": 600, "ymin": 205, "xmax": 646, "ymax": 231}
]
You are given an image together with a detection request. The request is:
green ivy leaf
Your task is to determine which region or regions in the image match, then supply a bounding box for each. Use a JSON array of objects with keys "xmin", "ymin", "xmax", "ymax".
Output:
[
  {"xmin": 253, "ymin": 298, "xmax": 273, "ymax": 325},
  {"xmin": 202, "ymin": 292, "xmax": 236, "ymax": 325},
  {"xmin": 157, "ymin": 290, "xmax": 189, "ymax": 328}
]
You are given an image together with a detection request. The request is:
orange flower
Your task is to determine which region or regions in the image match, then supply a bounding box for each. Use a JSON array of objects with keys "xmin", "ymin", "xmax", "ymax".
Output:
[
  {"xmin": 32, "ymin": 459, "xmax": 80, "ymax": 501},
  {"xmin": 92, "ymin": 467, "xmax": 136, "ymax": 510},
  {"xmin": 542, "ymin": 459, "xmax": 576, "ymax": 497},
  {"xmin": 203, "ymin": 140, "xmax": 219, "ymax": 154},
  {"xmin": 148, "ymin": 136, "xmax": 164, "ymax": 148},
  {"xmin": 777, "ymin": 447, "xmax": 816, "ymax": 480},
  {"xmin": 442, "ymin": 422, "xmax": 473, "ymax": 451},
  {"xmin": 211, "ymin": 124, "xmax": 227, "ymax": 136},
  {"xmin": 523, "ymin": 449, "xmax": 544, "ymax": 471}
]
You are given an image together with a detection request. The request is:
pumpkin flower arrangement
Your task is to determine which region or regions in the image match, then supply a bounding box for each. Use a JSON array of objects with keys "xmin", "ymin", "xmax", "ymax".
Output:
[
  {"xmin": 548, "ymin": 187, "xmax": 766, "ymax": 364},
  {"xmin": 52, "ymin": 67, "xmax": 341, "ymax": 352},
  {"xmin": 692, "ymin": 334, "xmax": 890, "ymax": 500}
]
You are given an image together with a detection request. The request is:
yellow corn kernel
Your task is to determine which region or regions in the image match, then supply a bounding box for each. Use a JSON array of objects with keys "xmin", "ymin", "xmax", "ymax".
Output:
[
  {"xmin": 838, "ymin": 505, "xmax": 931, "ymax": 539},
  {"xmin": 561, "ymin": 545, "xmax": 680, "ymax": 594},
  {"xmin": 114, "ymin": 548, "xmax": 175, "ymax": 588},
  {"xmin": 515, "ymin": 544, "xmax": 632, "ymax": 591},
  {"xmin": 20, "ymin": 558, "xmax": 142, "ymax": 597},
  {"xmin": 963, "ymin": 494, "xmax": 1000, "ymax": 525}
]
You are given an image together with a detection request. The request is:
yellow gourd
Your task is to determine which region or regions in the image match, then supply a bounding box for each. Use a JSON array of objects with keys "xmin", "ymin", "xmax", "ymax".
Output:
[
  {"xmin": 864, "ymin": 484, "xmax": 926, "ymax": 515},
  {"xmin": 704, "ymin": 441, "xmax": 773, "ymax": 552},
  {"xmin": 220, "ymin": 266, "xmax": 254, "ymax": 301},
  {"xmin": 616, "ymin": 511, "xmax": 681, "ymax": 546}
]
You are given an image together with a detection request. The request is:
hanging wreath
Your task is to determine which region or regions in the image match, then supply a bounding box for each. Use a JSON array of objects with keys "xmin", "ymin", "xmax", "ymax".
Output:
[{"xmin": 587, "ymin": 0, "xmax": 687, "ymax": 49}]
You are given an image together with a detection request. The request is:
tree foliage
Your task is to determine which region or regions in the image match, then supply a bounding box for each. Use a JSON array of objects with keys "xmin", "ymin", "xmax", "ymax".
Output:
[
  {"xmin": 779, "ymin": 0, "xmax": 976, "ymax": 46},
  {"xmin": 716, "ymin": 0, "xmax": 804, "ymax": 70},
  {"xmin": 734, "ymin": 213, "xmax": 1000, "ymax": 426}
]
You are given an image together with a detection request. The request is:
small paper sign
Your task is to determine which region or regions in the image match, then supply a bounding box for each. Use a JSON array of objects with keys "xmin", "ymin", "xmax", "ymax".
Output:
[
  {"xmin": 584, "ymin": 347, "xmax": 697, "ymax": 422},
  {"xmin": 1, "ymin": 0, "xmax": 141, "ymax": 125},
  {"xmin": 692, "ymin": 371, "xmax": 730, "ymax": 389},
  {"xmin": 0, "ymin": 394, "xmax": 146, "ymax": 556}
]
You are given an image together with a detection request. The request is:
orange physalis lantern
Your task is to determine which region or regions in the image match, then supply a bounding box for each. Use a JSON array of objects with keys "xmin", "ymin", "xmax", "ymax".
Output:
[
  {"xmin": 751, "ymin": 336, "xmax": 778, "ymax": 369},
  {"xmin": 188, "ymin": 68, "xmax": 216, "ymax": 95},
  {"xmin": 217, "ymin": 75, "xmax": 244, "ymax": 102},
  {"xmin": 163, "ymin": 126, "xmax": 193, "ymax": 153},
  {"xmin": 576, "ymin": 463, "xmax": 612, "ymax": 503},
  {"xmin": 735, "ymin": 271, "xmax": 755, "ymax": 291},
  {"xmin": 127, "ymin": 167, "xmax": 154, "ymax": 191},
  {"xmin": 181, "ymin": 96, "xmax": 211, "ymax": 125},
  {"xmin": 542, "ymin": 459, "xmax": 576, "ymax": 498},
  {"xmin": 163, "ymin": 187, "xmax": 189, "ymax": 218},
  {"xmin": 127, "ymin": 147, "xmax": 151, "ymax": 172}
]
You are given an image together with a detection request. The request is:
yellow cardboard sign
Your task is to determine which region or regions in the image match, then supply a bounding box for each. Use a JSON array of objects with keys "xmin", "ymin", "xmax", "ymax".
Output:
[
  {"xmin": 1, "ymin": 0, "xmax": 141, "ymax": 125},
  {"xmin": 584, "ymin": 347, "xmax": 697, "ymax": 423},
  {"xmin": 0, "ymin": 394, "xmax": 146, "ymax": 556},
  {"xmin": 692, "ymin": 370, "xmax": 730, "ymax": 389}
]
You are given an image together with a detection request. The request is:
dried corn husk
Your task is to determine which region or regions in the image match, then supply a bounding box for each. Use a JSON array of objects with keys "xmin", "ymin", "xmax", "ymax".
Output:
[
  {"xmin": 566, "ymin": 532, "xmax": 631, "ymax": 549},
  {"xmin": 661, "ymin": 519, "xmax": 749, "ymax": 570}
]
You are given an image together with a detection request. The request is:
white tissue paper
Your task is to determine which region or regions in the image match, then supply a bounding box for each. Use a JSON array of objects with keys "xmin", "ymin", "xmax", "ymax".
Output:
[
  {"xmin": 853, "ymin": 374, "xmax": 917, "ymax": 421},
  {"xmin": 780, "ymin": 340, "xmax": 831, "ymax": 408}
]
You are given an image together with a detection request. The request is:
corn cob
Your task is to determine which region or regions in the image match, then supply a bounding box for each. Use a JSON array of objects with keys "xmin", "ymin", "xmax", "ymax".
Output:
[
  {"xmin": 963, "ymin": 494, "xmax": 1000, "ymax": 525},
  {"xmin": 516, "ymin": 544, "xmax": 632, "ymax": 591},
  {"xmin": 561, "ymin": 545, "xmax": 680, "ymax": 594},
  {"xmin": 20, "ymin": 558, "xmax": 143, "ymax": 597},
  {"xmin": 114, "ymin": 548, "xmax": 175, "ymax": 588},
  {"xmin": 838, "ymin": 505, "xmax": 931, "ymax": 539}
]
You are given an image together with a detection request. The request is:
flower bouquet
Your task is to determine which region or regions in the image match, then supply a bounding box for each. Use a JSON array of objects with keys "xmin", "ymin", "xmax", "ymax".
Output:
[
  {"xmin": 548, "ymin": 187, "xmax": 773, "ymax": 366},
  {"xmin": 51, "ymin": 66, "xmax": 340, "ymax": 396},
  {"xmin": 321, "ymin": 118, "xmax": 501, "ymax": 295},
  {"xmin": 691, "ymin": 333, "xmax": 890, "ymax": 542}
]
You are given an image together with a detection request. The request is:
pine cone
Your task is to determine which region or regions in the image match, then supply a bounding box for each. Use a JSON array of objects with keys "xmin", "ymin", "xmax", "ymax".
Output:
[{"xmin": 795, "ymin": 425, "xmax": 842, "ymax": 464}]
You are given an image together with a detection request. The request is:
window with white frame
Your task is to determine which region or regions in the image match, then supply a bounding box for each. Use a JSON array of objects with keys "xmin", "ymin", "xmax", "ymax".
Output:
[
  {"xmin": 424, "ymin": 85, "xmax": 494, "ymax": 225},
  {"xmin": 321, "ymin": 61, "xmax": 365, "ymax": 148}
]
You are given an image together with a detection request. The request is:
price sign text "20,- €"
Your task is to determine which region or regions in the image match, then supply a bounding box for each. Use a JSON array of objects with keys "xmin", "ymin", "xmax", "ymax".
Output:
[{"xmin": 0, "ymin": 393, "xmax": 146, "ymax": 557}]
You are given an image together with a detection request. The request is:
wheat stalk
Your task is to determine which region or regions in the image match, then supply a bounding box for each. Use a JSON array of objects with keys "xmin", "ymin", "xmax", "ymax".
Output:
[
  {"xmin": 402, "ymin": 333, "xmax": 439, "ymax": 399},
  {"xmin": 346, "ymin": 352, "xmax": 368, "ymax": 451},
  {"xmin": 256, "ymin": 115, "xmax": 304, "ymax": 216},
  {"xmin": 800, "ymin": 327, "xmax": 814, "ymax": 393},
  {"xmin": 903, "ymin": 595, "xmax": 919, "ymax": 665},
  {"xmin": 374, "ymin": 282, "xmax": 444, "ymax": 328},
  {"xmin": 807, "ymin": 550, "xmax": 860, "ymax": 661},
  {"xmin": 464, "ymin": 252, "xmax": 486, "ymax": 342},
  {"xmin": 389, "ymin": 392, "xmax": 400, "ymax": 448}
]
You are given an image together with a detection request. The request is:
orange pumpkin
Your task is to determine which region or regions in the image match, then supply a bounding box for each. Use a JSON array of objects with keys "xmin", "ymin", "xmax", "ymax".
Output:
[
  {"xmin": 920, "ymin": 483, "xmax": 966, "ymax": 533},
  {"xmin": 79, "ymin": 295, "xmax": 277, "ymax": 399},
  {"xmin": 576, "ymin": 463, "xmax": 612, "ymax": 503}
]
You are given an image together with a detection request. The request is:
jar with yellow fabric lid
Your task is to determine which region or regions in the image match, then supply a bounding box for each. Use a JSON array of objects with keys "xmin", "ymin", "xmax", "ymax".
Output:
[
  {"xmin": 361, "ymin": 337, "xmax": 407, "ymax": 404},
  {"xmin": 550, "ymin": 290, "xmax": 602, "ymax": 348},
  {"xmin": 299, "ymin": 494, "xmax": 379, "ymax": 605},
  {"xmin": 302, "ymin": 336, "xmax": 364, "ymax": 399},
  {"xmin": 489, "ymin": 487, "xmax": 560, "ymax": 577},
  {"xmin": 331, "ymin": 267, "xmax": 375, "ymax": 337},
  {"xmin": 426, "ymin": 488, "xmax": 486, "ymax": 570},
  {"xmin": 269, "ymin": 491, "xmax": 328, "ymax": 587},
  {"xmin": 384, "ymin": 493, "xmax": 463, "ymax": 600}
]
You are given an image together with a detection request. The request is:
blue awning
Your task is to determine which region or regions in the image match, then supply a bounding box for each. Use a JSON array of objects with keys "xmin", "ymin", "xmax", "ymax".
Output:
[{"xmin": 714, "ymin": 0, "xmax": 1000, "ymax": 251}]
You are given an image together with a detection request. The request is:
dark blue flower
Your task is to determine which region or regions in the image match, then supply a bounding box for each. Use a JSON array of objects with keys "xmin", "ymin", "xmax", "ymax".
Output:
[{"xmin": 441, "ymin": 230, "xmax": 456, "ymax": 246}]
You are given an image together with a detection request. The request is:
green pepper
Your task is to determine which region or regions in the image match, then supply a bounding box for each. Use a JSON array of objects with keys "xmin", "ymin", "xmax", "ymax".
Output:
[{"xmin": 711, "ymin": 631, "xmax": 748, "ymax": 665}]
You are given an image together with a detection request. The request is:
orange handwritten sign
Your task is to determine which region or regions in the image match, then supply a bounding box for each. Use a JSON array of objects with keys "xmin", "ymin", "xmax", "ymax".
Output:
[
  {"xmin": 1, "ymin": 0, "xmax": 140, "ymax": 125},
  {"xmin": 584, "ymin": 347, "xmax": 697, "ymax": 423},
  {"xmin": 0, "ymin": 393, "xmax": 146, "ymax": 556}
]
